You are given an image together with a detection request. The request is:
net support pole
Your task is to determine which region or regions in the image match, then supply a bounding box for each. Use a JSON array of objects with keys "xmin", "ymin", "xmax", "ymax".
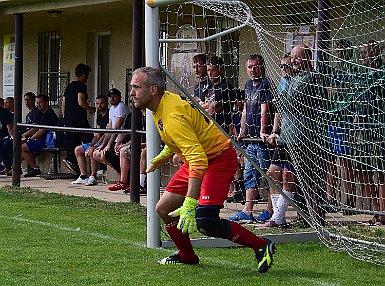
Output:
[
  {"xmin": 145, "ymin": 0, "xmax": 161, "ymax": 249},
  {"xmin": 12, "ymin": 13, "xmax": 23, "ymax": 187},
  {"xmin": 316, "ymin": 0, "xmax": 331, "ymax": 72},
  {"xmin": 129, "ymin": 0, "xmax": 144, "ymax": 204},
  {"xmin": 310, "ymin": 0, "xmax": 331, "ymax": 226}
]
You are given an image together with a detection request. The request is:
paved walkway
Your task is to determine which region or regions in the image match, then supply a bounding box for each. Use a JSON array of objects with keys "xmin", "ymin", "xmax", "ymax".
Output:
[
  {"xmin": 1, "ymin": 174, "xmax": 377, "ymax": 231},
  {"xmin": 0, "ymin": 175, "xmax": 146, "ymax": 204},
  {"xmin": 0, "ymin": 174, "xmax": 282, "ymax": 222},
  {"xmin": 0, "ymin": 174, "xmax": 250, "ymax": 218}
]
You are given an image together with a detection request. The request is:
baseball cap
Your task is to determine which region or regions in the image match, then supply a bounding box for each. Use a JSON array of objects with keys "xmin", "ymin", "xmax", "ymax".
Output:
[{"xmin": 106, "ymin": 88, "xmax": 121, "ymax": 97}]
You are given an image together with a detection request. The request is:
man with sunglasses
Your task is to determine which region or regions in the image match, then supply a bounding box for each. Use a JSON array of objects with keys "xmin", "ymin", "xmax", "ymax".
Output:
[
  {"xmin": 263, "ymin": 53, "xmax": 297, "ymax": 227},
  {"xmin": 278, "ymin": 53, "xmax": 294, "ymax": 93}
]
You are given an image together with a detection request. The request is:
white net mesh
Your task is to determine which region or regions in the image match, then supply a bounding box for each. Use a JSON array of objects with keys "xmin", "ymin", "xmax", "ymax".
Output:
[{"xmin": 157, "ymin": 0, "xmax": 385, "ymax": 264}]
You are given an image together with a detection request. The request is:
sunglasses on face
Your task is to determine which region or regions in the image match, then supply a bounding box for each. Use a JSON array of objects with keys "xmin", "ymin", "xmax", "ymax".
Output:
[{"xmin": 279, "ymin": 64, "xmax": 292, "ymax": 69}]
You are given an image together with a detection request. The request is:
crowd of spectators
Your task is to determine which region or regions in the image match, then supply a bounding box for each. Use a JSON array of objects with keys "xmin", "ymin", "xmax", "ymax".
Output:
[
  {"xmin": 1, "ymin": 41, "xmax": 384, "ymax": 227},
  {"xmin": 0, "ymin": 63, "xmax": 146, "ymax": 195}
]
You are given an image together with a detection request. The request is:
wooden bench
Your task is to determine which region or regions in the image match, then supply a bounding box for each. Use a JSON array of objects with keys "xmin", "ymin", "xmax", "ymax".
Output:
[{"xmin": 40, "ymin": 147, "xmax": 75, "ymax": 180}]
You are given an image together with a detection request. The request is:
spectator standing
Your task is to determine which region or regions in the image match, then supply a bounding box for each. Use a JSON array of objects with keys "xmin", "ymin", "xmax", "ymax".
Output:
[
  {"xmin": 229, "ymin": 54, "xmax": 273, "ymax": 223},
  {"xmin": 71, "ymin": 94, "xmax": 109, "ymax": 185},
  {"xmin": 131, "ymin": 67, "xmax": 275, "ymax": 273},
  {"xmin": 62, "ymin": 63, "xmax": 96, "ymax": 175},
  {"xmin": 326, "ymin": 40, "xmax": 356, "ymax": 212},
  {"xmin": 206, "ymin": 56, "xmax": 236, "ymax": 133},
  {"xmin": 280, "ymin": 44, "xmax": 328, "ymax": 225},
  {"xmin": 263, "ymin": 53, "xmax": 297, "ymax": 227},
  {"xmin": 192, "ymin": 54, "xmax": 213, "ymax": 102},
  {"xmin": 22, "ymin": 94, "xmax": 58, "ymax": 177},
  {"xmin": 0, "ymin": 98, "xmax": 4, "ymax": 108},
  {"xmin": 277, "ymin": 53, "xmax": 293, "ymax": 93},
  {"xmin": 354, "ymin": 41, "xmax": 382, "ymax": 224}
]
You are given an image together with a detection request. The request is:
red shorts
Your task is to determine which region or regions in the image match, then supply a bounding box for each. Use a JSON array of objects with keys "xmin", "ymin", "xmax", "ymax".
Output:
[{"xmin": 165, "ymin": 147, "xmax": 238, "ymax": 206}]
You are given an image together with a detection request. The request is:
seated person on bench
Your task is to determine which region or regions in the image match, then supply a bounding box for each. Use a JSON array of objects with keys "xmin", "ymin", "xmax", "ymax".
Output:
[
  {"xmin": 71, "ymin": 94, "xmax": 109, "ymax": 185},
  {"xmin": 21, "ymin": 94, "xmax": 58, "ymax": 177}
]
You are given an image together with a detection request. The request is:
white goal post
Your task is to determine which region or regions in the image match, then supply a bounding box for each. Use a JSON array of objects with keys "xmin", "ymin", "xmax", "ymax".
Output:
[{"xmin": 144, "ymin": 0, "xmax": 314, "ymax": 248}]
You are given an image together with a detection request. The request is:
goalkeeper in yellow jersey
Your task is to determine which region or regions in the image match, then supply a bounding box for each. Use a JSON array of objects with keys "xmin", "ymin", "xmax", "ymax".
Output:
[{"xmin": 130, "ymin": 67, "xmax": 275, "ymax": 273}]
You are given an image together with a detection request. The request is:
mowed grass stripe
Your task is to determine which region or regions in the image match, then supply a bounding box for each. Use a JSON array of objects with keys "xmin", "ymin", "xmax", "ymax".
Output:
[
  {"xmin": 0, "ymin": 186, "xmax": 384, "ymax": 286},
  {"xmin": 0, "ymin": 213, "xmax": 258, "ymax": 272}
]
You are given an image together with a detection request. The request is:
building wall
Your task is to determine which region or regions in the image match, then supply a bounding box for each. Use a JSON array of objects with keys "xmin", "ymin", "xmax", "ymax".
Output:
[
  {"xmin": 1, "ymin": 8, "xmax": 133, "ymax": 108},
  {"xmin": 0, "ymin": 6, "xmax": 134, "ymax": 175}
]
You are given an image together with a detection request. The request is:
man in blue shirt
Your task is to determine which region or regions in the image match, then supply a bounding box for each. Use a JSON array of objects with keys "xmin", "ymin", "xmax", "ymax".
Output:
[{"xmin": 229, "ymin": 54, "xmax": 273, "ymax": 223}]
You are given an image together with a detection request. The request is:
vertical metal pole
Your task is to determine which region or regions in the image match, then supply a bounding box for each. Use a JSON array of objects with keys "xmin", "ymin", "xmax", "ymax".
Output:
[
  {"xmin": 12, "ymin": 13, "xmax": 23, "ymax": 186},
  {"xmin": 130, "ymin": 0, "xmax": 144, "ymax": 203},
  {"xmin": 316, "ymin": 0, "xmax": 330, "ymax": 72},
  {"xmin": 145, "ymin": 0, "xmax": 161, "ymax": 248},
  {"xmin": 313, "ymin": 0, "xmax": 331, "ymax": 226}
]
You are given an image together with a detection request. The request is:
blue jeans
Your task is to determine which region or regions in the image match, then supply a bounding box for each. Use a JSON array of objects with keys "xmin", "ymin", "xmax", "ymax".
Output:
[{"xmin": 243, "ymin": 143, "xmax": 272, "ymax": 191}]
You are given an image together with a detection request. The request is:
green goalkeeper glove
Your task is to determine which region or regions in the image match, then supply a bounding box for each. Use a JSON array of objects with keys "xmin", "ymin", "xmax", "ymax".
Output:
[
  {"xmin": 169, "ymin": 197, "xmax": 198, "ymax": 234},
  {"xmin": 146, "ymin": 145, "xmax": 173, "ymax": 173}
]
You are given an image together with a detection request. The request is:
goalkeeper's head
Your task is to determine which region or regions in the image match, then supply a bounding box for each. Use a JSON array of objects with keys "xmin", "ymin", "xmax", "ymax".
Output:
[{"xmin": 130, "ymin": 67, "xmax": 165, "ymax": 111}]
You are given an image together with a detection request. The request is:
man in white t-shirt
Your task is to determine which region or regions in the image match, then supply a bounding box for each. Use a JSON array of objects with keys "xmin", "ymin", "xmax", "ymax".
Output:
[{"xmin": 93, "ymin": 88, "xmax": 130, "ymax": 190}]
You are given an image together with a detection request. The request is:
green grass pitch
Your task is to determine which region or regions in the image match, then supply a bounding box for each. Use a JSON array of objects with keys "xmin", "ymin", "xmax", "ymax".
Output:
[{"xmin": 0, "ymin": 186, "xmax": 384, "ymax": 286}]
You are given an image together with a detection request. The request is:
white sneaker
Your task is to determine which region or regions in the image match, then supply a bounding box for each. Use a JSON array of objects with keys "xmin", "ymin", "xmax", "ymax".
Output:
[
  {"xmin": 85, "ymin": 176, "xmax": 97, "ymax": 186},
  {"xmin": 71, "ymin": 176, "xmax": 88, "ymax": 185}
]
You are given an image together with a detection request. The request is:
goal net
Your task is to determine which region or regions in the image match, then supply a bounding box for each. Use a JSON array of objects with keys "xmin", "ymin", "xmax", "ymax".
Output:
[{"xmin": 155, "ymin": 0, "xmax": 385, "ymax": 264}]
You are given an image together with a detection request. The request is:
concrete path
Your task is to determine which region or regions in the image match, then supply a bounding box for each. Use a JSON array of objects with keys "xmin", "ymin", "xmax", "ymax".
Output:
[{"xmin": 0, "ymin": 175, "xmax": 147, "ymax": 204}]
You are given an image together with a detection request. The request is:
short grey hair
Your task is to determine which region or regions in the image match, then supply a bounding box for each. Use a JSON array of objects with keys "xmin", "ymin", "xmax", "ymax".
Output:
[{"xmin": 133, "ymin": 67, "xmax": 165, "ymax": 94}]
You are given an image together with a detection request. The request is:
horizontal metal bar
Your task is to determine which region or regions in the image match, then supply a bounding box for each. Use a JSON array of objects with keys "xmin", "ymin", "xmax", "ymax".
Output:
[
  {"xmin": 241, "ymin": 137, "xmax": 265, "ymax": 144},
  {"xmin": 147, "ymin": 0, "xmax": 188, "ymax": 7},
  {"xmin": 160, "ymin": 22, "xmax": 248, "ymax": 43},
  {"xmin": 320, "ymin": 204, "xmax": 385, "ymax": 216},
  {"xmin": 17, "ymin": 123, "xmax": 146, "ymax": 134},
  {"xmin": 0, "ymin": 0, "xmax": 122, "ymax": 15},
  {"xmin": 154, "ymin": 1, "xmax": 251, "ymax": 44}
]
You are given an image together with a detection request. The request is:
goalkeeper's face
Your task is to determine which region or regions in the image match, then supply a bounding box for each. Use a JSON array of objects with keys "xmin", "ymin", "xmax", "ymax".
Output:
[{"xmin": 130, "ymin": 73, "xmax": 154, "ymax": 110}]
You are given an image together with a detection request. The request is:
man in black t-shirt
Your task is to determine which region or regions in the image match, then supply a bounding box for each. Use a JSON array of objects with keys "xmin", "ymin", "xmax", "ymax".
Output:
[
  {"xmin": 22, "ymin": 94, "xmax": 58, "ymax": 177},
  {"xmin": 70, "ymin": 95, "xmax": 109, "ymax": 185},
  {"xmin": 62, "ymin": 63, "xmax": 96, "ymax": 174},
  {"xmin": 206, "ymin": 56, "xmax": 236, "ymax": 134},
  {"xmin": 0, "ymin": 92, "xmax": 42, "ymax": 175},
  {"xmin": 0, "ymin": 106, "xmax": 13, "ymax": 173},
  {"xmin": 192, "ymin": 54, "xmax": 213, "ymax": 102}
]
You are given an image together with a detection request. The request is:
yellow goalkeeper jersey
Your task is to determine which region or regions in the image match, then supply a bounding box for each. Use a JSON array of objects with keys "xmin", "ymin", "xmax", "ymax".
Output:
[{"xmin": 153, "ymin": 91, "xmax": 231, "ymax": 179}]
